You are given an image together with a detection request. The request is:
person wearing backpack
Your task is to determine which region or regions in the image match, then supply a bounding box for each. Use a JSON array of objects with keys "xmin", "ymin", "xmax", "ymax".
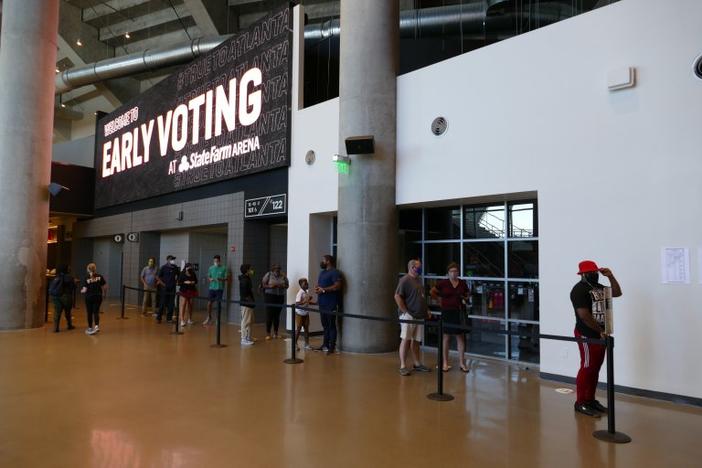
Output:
[{"xmin": 49, "ymin": 264, "xmax": 76, "ymax": 333}]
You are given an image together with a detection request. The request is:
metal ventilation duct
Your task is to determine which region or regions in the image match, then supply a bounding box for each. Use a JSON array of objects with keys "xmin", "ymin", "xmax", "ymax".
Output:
[{"xmin": 55, "ymin": 2, "xmax": 572, "ymax": 94}]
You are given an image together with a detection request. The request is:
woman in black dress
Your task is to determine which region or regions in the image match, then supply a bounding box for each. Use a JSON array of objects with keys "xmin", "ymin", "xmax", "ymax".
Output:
[{"xmin": 431, "ymin": 262, "xmax": 470, "ymax": 372}]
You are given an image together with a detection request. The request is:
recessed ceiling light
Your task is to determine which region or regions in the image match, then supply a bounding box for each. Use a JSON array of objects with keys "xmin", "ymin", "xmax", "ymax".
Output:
[
  {"xmin": 125, "ymin": 32, "xmax": 130, "ymax": 39},
  {"xmin": 61, "ymin": 103, "xmax": 66, "ymax": 108},
  {"xmin": 55, "ymin": 67, "xmax": 60, "ymax": 73},
  {"xmin": 76, "ymin": 39, "xmax": 83, "ymax": 46}
]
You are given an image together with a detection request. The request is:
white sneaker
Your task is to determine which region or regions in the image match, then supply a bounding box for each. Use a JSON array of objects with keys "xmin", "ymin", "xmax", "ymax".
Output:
[
  {"xmin": 180, "ymin": 321, "xmax": 186, "ymax": 328},
  {"xmin": 203, "ymin": 317, "xmax": 210, "ymax": 326},
  {"xmin": 241, "ymin": 339, "xmax": 254, "ymax": 346},
  {"xmin": 93, "ymin": 325, "xmax": 100, "ymax": 333},
  {"xmin": 187, "ymin": 319, "xmax": 193, "ymax": 325},
  {"xmin": 85, "ymin": 327, "xmax": 93, "ymax": 335}
]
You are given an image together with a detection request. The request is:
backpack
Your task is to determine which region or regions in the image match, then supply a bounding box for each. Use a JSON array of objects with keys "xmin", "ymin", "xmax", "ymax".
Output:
[{"xmin": 48, "ymin": 275, "xmax": 64, "ymax": 298}]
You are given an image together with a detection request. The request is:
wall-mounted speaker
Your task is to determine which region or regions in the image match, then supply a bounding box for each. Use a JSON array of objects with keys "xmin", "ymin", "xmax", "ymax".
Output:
[{"xmin": 345, "ymin": 136, "xmax": 374, "ymax": 155}]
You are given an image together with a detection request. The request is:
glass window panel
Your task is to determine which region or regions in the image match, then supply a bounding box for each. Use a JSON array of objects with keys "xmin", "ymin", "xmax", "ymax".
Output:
[
  {"xmin": 425, "ymin": 206, "xmax": 461, "ymax": 240},
  {"xmin": 508, "ymin": 201, "xmax": 537, "ymax": 238},
  {"xmin": 509, "ymin": 323, "xmax": 540, "ymax": 363},
  {"xmin": 508, "ymin": 282, "xmax": 539, "ymax": 321},
  {"xmin": 398, "ymin": 242, "xmax": 421, "ymax": 274},
  {"xmin": 399, "ymin": 209, "xmax": 422, "ymax": 243},
  {"xmin": 332, "ymin": 216, "xmax": 338, "ymax": 244},
  {"xmin": 466, "ymin": 280, "xmax": 505, "ymax": 319},
  {"xmin": 464, "ymin": 204, "xmax": 505, "ymax": 239},
  {"xmin": 508, "ymin": 241, "xmax": 538, "ymax": 279},
  {"xmin": 424, "ymin": 243, "xmax": 461, "ymax": 277},
  {"xmin": 467, "ymin": 318, "xmax": 506, "ymax": 359},
  {"xmin": 463, "ymin": 242, "xmax": 505, "ymax": 278}
]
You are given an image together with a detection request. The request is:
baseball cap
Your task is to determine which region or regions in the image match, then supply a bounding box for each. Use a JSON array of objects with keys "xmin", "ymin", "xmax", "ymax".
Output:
[{"xmin": 577, "ymin": 260, "xmax": 599, "ymax": 275}]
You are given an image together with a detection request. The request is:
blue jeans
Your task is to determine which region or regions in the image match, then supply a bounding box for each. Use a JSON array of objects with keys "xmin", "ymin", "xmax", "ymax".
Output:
[{"xmin": 320, "ymin": 307, "xmax": 337, "ymax": 349}]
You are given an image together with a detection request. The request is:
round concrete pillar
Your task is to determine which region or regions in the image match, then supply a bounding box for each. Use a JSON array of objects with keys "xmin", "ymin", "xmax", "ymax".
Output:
[
  {"xmin": 0, "ymin": 0, "xmax": 60, "ymax": 329},
  {"xmin": 337, "ymin": 0, "xmax": 399, "ymax": 353}
]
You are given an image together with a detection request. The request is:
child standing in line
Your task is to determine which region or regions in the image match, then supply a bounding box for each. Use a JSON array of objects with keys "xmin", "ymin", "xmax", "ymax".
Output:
[{"xmin": 295, "ymin": 278, "xmax": 316, "ymax": 350}]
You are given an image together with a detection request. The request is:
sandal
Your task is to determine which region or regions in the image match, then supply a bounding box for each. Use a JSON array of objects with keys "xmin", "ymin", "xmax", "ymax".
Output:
[
  {"xmin": 436, "ymin": 365, "xmax": 452, "ymax": 372},
  {"xmin": 459, "ymin": 364, "xmax": 469, "ymax": 373}
]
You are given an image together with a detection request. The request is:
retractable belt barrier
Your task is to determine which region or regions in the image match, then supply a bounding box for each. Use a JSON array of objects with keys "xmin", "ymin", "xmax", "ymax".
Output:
[{"xmin": 120, "ymin": 285, "xmax": 631, "ymax": 444}]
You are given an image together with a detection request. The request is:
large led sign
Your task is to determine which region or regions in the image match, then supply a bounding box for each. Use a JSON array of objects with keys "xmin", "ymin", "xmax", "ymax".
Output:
[{"xmin": 94, "ymin": 6, "xmax": 291, "ymax": 209}]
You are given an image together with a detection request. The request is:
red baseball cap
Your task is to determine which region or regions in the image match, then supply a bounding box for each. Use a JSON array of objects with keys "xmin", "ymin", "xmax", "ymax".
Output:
[{"xmin": 577, "ymin": 260, "xmax": 600, "ymax": 275}]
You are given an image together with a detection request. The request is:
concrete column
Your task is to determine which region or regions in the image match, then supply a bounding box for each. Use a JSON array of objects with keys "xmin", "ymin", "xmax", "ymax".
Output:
[
  {"xmin": 0, "ymin": 0, "xmax": 60, "ymax": 329},
  {"xmin": 337, "ymin": 0, "xmax": 399, "ymax": 353}
]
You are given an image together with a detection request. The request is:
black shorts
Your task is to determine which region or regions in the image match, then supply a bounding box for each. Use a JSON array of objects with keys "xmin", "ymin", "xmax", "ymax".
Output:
[
  {"xmin": 208, "ymin": 289, "xmax": 224, "ymax": 302},
  {"xmin": 442, "ymin": 309, "xmax": 468, "ymax": 334}
]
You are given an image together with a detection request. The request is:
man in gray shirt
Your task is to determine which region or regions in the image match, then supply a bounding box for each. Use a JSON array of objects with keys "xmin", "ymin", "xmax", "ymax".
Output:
[
  {"xmin": 394, "ymin": 259, "xmax": 431, "ymax": 376},
  {"xmin": 140, "ymin": 257, "xmax": 158, "ymax": 316}
]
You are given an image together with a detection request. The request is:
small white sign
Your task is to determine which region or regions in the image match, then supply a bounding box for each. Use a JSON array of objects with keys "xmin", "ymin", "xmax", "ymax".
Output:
[{"xmin": 661, "ymin": 247, "xmax": 690, "ymax": 284}]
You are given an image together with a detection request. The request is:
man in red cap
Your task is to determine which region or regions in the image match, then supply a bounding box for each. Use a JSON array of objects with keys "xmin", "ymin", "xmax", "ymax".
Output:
[{"xmin": 570, "ymin": 260, "xmax": 622, "ymax": 417}]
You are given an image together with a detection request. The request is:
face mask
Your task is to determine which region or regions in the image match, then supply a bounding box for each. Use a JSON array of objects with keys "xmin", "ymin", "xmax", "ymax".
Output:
[
  {"xmin": 414, "ymin": 267, "xmax": 422, "ymax": 275},
  {"xmin": 320, "ymin": 262, "xmax": 327, "ymax": 270},
  {"xmin": 169, "ymin": 260, "xmax": 175, "ymax": 265},
  {"xmin": 584, "ymin": 272, "xmax": 599, "ymax": 284}
]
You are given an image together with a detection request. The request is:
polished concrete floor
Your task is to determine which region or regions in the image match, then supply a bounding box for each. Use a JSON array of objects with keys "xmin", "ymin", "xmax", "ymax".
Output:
[{"xmin": 1, "ymin": 304, "xmax": 701, "ymax": 468}]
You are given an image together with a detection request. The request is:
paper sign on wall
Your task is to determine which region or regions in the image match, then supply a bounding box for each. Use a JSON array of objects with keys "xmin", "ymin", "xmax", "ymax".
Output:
[{"xmin": 661, "ymin": 247, "xmax": 690, "ymax": 284}]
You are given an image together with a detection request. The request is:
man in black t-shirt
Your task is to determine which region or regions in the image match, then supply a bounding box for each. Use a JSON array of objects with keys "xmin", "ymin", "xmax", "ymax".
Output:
[
  {"xmin": 570, "ymin": 260, "xmax": 622, "ymax": 418},
  {"xmin": 156, "ymin": 255, "xmax": 180, "ymax": 323}
]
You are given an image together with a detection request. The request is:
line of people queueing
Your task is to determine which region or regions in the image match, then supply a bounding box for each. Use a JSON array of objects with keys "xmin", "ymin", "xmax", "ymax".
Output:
[{"xmin": 138, "ymin": 254, "xmax": 343, "ymax": 354}]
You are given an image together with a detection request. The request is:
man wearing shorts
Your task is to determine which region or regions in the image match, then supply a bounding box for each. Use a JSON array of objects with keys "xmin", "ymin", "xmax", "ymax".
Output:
[
  {"xmin": 204, "ymin": 255, "xmax": 228, "ymax": 326},
  {"xmin": 394, "ymin": 259, "xmax": 431, "ymax": 376}
]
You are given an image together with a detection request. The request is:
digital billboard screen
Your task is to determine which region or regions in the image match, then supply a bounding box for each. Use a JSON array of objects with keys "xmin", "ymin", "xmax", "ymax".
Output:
[{"xmin": 94, "ymin": 6, "xmax": 291, "ymax": 209}]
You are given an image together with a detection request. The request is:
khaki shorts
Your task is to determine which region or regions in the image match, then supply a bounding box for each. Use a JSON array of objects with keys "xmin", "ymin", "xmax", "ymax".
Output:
[
  {"xmin": 400, "ymin": 313, "xmax": 423, "ymax": 342},
  {"xmin": 295, "ymin": 314, "xmax": 310, "ymax": 329}
]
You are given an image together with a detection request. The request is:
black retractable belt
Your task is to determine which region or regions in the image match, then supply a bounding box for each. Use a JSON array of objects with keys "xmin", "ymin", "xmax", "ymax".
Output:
[
  {"xmin": 427, "ymin": 312, "xmax": 454, "ymax": 402},
  {"xmin": 210, "ymin": 297, "xmax": 226, "ymax": 347},
  {"xmin": 284, "ymin": 304, "xmax": 303, "ymax": 364},
  {"xmin": 171, "ymin": 291, "xmax": 183, "ymax": 335},
  {"xmin": 593, "ymin": 335, "xmax": 631, "ymax": 444},
  {"xmin": 118, "ymin": 284, "xmax": 129, "ymax": 320}
]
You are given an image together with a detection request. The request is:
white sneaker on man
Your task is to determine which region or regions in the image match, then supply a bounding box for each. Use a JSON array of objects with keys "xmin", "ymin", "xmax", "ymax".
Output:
[
  {"xmin": 85, "ymin": 327, "xmax": 93, "ymax": 335},
  {"xmin": 93, "ymin": 325, "xmax": 100, "ymax": 333},
  {"xmin": 241, "ymin": 339, "xmax": 254, "ymax": 346}
]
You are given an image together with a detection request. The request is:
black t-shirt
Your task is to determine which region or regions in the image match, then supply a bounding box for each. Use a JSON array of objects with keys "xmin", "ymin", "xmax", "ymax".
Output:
[
  {"xmin": 178, "ymin": 271, "xmax": 198, "ymax": 291},
  {"xmin": 83, "ymin": 274, "xmax": 106, "ymax": 298},
  {"xmin": 239, "ymin": 274, "xmax": 254, "ymax": 305},
  {"xmin": 570, "ymin": 280, "xmax": 606, "ymax": 338}
]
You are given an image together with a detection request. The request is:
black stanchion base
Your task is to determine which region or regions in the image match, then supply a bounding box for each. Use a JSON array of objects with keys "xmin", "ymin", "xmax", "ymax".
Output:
[
  {"xmin": 284, "ymin": 358, "xmax": 304, "ymax": 364},
  {"xmin": 427, "ymin": 393, "xmax": 455, "ymax": 402},
  {"xmin": 593, "ymin": 430, "xmax": 632, "ymax": 444},
  {"xmin": 210, "ymin": 344, "xmax": 228, "ymax": 348}
]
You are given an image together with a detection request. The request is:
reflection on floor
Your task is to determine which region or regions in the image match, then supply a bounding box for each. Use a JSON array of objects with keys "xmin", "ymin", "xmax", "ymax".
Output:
[{"xmin": 1, "ymin": 304, "xmax": 701, "ymax": 468}]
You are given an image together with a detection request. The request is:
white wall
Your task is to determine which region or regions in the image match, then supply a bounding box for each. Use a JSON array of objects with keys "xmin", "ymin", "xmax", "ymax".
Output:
[{"xmin": 288, "ymin": 0, "xmax": 702, "ymax": 399}]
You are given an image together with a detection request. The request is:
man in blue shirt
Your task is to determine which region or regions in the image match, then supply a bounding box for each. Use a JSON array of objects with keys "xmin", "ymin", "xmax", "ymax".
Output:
[
  {"xmin": 156, "ymin": 255, "xmax": 180, "ymax": 323},
  {"xmin": 314, "ymin": 255, "xmax": 343, "ymax": 355}
]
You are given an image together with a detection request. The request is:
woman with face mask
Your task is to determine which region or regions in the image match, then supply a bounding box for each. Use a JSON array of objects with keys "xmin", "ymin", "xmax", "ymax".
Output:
[
  {"xmin": 261, "ymin": 264, "xmax": 289, "ymax": 339},
  {"xmin": 178, "ymin": 263, "xmax": 198, "ymax": 327},
  {"xmin": 430, "ymin": 262, "xmax": 470, "ymax": 372},
  {"xmin": 80, "ymin": 263, "xmax": 107, "ymax": 335}
]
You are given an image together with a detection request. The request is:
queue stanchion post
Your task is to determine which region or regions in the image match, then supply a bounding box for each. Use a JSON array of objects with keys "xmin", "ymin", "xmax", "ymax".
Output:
[
  {"xmin": 118, "ymin": 284, "xmax": 128, "ymax": 319},
  {"xmin": 171, "ymin": 292, "xmax": 184, "ymax": 335},
  {"xmin": 428, "ymin": 312, "xmax": 454, "ymax": 402},
  {"xmin": 210, "ymin": 296, "xmax": 227, "ymax": 347},
  {"xmin": 284, "ymin": 304, "xmax": 303, "ymax": 364},
  {"xmin": 593, "ymin": 335, "xmax": 631, "ymax": 444}
]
